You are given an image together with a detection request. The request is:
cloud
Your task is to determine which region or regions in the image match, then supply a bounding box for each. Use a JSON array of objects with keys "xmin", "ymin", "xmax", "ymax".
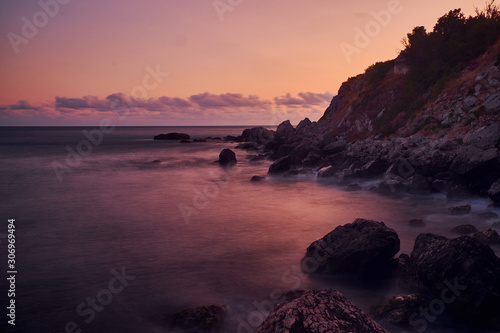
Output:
[
  {"xmin": 189, "ymin": 93, "xmax": 271, "ymax": 109},
  {"xmin": 1, "ymin": 91, "xmax": 333, "ymax": 125},
  {"xmin": 274, "ymin": 92, "xmax": 334, "ymax": 108}
]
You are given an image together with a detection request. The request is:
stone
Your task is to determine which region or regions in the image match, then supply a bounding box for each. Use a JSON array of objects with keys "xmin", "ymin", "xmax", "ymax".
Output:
[
  {"xmin": 256, "ymin": 289, "xmax": 388, "ymax": 333},
  {"xmin": 240, "ymin": 127, "xmax": 275, "ymax": 145},
  {"xmin": 322, "ymin": 140, "xmax": 347, "ymax": 155},
  {"xmin": 275, "ymin": 120, "xmax": 295, "ymax": 141},
  {"xmin": 268, "ymin": 156, "xmax": 293, "ymax": 174},
  {"xmin": 251, "ymin": 176, "xmax": 265, "ymax": 182},
  {"xmin": 302, "ymin": 219, "xmax": 400, "ymax": 276},
  {"xmin": 409, "ymin": 174, "xmax": 432, "ymax": 194},
  {"xmin": 462, "ymin": 124, "xmax": 500, "ymax": 150},
  {"xmin": 479, "ymin": 211, "xmax": 499, "ymax": 220},
  {"xmin": 154, "ymin": 132, "xmax": 190, "ymax": 140},
  {"xmin": 474, "ymin": 229, "xmax": 500, "ymax": 245},
  {"xmin": 295, "ymin": 117, "xmax": 312, "ymax": 133},
  {"xmin": 448, "ymin": 204, "xmax": 472, "ymax": 215},
  {"xmin": 403, "ymin": 233, "xmax": 500, "ymax": 325},
  {"xmin": 218, "ymin": 149, "xmax": 237, "ymax": 166},
  {"xmin": 372, "ymin": 293, "xmax": 427, "ymax": 326}
]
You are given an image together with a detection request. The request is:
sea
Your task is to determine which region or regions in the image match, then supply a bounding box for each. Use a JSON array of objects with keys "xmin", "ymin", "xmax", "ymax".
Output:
[{"xmin": 0, "ymin": 126, "xmax": 499, "ymax": 333}]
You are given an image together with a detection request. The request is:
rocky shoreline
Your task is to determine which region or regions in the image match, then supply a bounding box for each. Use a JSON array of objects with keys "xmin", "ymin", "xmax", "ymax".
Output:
[{"xmin": 156, "ymin": 121, "xmax": 500, "ymax": 332}]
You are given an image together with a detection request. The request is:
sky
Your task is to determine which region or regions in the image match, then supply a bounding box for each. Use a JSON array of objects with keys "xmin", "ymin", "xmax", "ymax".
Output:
[{"xmin": 0, "ymin": 0, "xmax": 486, "ymax": 126}]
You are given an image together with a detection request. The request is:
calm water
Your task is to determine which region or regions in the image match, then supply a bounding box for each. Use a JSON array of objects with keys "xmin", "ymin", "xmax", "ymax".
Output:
[{"xmin": 0, "ymin": 127, "xmax": 499, "ymax": 333}]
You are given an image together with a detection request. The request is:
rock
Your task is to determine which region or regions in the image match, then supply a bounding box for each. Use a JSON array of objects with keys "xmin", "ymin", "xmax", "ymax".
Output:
[
  {"xmin": 409, "ymin": 219, "xmax": 425, "ymax": 227},
  {"xmin": 302, "ymin": 151, "xmax": 323, "ymax": 167},
  {"xmin": 223, "ymin": 135, "xmax": 237, "ymax": 142},
  {"xmin": 268, "ymin": 156, "xmax": 293, "ymax": 174},
  {"xmin": 218, "ymin": 149, "xmax": 237, "ymax": 166},
  {"xmin": 251, "ymin": 176, "xmax": 265, "ymax": 182},
  {"xmin": 317, "ymin": 165, "xmax": 338, "ymax": 179},
  {"xmin": 235, "ymin": 142, "xmax": 259, "ymax": 151},
  {"xmin": 474, "ymin": 229, "xmax": 500, "ymax": 244},
  {"xmin": 403, "ymin": 233, "xmax": 500, "ymax": 325},
  {"xmin": 479, "ymin": 211, "xmax": 500, "ymax": 220},
  {"xmin": 493, "ymin": 221, "xmax": 500, "ymax": 229},
  {"xmin": 372, "ymin": 293, "xmax": 427, "ymax": 326},
  {"xmin": 488, "ymin": 179, "xmax": 500, "ymax": 205},
  {"xmin": 154, "ymin": 132, "xmax": 190, "ymax": 140},
  {"xmin": 152, "ymin": 159, "xmax": 161, "ymax": 164},
  {"xmin": 322, "ymin": 140, "xmax": 347, "ymax": 155},
  {"xmin": 357, "ymin": 159, "xmax": 391, "ymax": 179},
  {"xmin": 448, "ymin": 204, "xmax": 471, "ymax": 215},
  {"xmin": 372, "ymin": 177, "xmax": 408, "ymax": 196},
  {"xmin": 452, "ymin": 224, "xmax": 478, "ymax": 234},
  {"xmin": 240, "ymin": 127, "xmax": 275, "ymax": 145},
  {"xmin": 256, "ymin": 289, "xmax": 388, "ymax": 333},
  {"xmin": 295, "ymin": 117, "xmax": 312, "ymax": 133},
  {"xmin": 180, "ymin": 139, "xmax": 192, "ymax": 143},
  {"xmin": 193, "ymin": 138, "xmax": 207, "ymax": 143},
  {"xmin": 450, "ymin": 145, "xmax": 500, "ymax": 192},
  {"xmin": 170, "ymin": 304, "xmax": 227, "ymax": 333},
  {"xmin": 408, "ymin": 174, "xmax": 432, "ymax": 194},
  {"xmin": 275, "ymin": 120, "xmax": 295, "ymax": 141},
  {"xmin": 446, "ymin": 184, "xmax": 472, "ymax": 199},
  {"xmin": 462, "ymin": 124, "xmax": 500, "ymax": 150},
  {"xmin": 346, "ymin": 183, "xmax": 362, "ymax": 191},
  {"xmin": 302, "ymin": 219, "xmax": 400, "ymax": 276}
]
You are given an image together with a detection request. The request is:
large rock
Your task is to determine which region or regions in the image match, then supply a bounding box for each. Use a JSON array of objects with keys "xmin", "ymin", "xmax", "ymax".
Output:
[
  {"xmin": 170, "ymin": 304, "xmax": 227, "ymax": 333},
  {"xmin": 403, "ymin": 233, "xmax": 500, "ymax": 325},
  {"xmin": 154, "ymin": 132, "xmax": 190, "ymax": 140},
  {"xmin": 488, "ymin": 178, "xmax": 500, "ymax": 205},
  {"xmin": 450, "ymin": 145, "xmax": 500, "ymax": 192},
  {"xmin": 256, "ymin": 289, "xmax": 388, "ymax": 333},
  {"xmin": 218, "ymin": 149, "xmax": 237, "ymax": 166},
  {"xmin": 295, "ymin": 117, "xmax": 312, "ymax": 133},
  {"xmin": 239, "ymin": 127, "xmax": 275, "ymax": 145},
  {"xmin": 268, "ymin": 155, "xmax": 293, "ymax": 174},
  {"xmin": 302, "ymin": 219, "xmax": 400, "ymax": 276},
  {"xmin": 275, "ymin": 120, "xmax": 295, "ymax": 141},
  {"xmin": 463, "ymin": 124, "xmax": 500, "ymax": 150},
  {"xmin": 321, "ymin": 140, "xmax": 347, "ymax": 155},
  {"xmin": 408, "ymin": 174, "xmax": 432, "ymax": 194}
]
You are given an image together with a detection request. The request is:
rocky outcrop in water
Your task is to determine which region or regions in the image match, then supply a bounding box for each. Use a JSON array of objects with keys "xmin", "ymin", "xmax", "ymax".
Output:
[
  {"xmin": 169, "ymin": 304, "xmax": 227, "ymax": 333},
  {"xmin": 256, "ymin": 289, "xmax": 388, "ymax": 333},
  {"xmin": 154, "ymin": 132, "xmax": 191, "ymax": 140},
  {"xmin": 218, "ymin": 149, "xmax": 237, "ymax": 166}
]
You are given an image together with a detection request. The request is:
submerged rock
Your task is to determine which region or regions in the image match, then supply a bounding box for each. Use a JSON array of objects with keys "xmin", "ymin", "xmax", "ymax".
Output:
[
  {"xmin": 256, "ymin": 289, "xmax": 388, "ymax": 333},
  {"xmin": 251, "ymin": 175, "xmax": 265, "ymax": 182},
  {"xmin": 218, "ymin": 149, "xmax": 237, "ymax": 166},
  {"xmin": 489, "ymin": 179, "xmax": 500, "ymax": 205},
  {"xmin": 154, "ymin": 132, "xmax": 190, "ymax": 140},
  {"xmin": 448, "ymin": 204, "xmax": 471, "ymax": 215},
  {"xmin": 170, "ymin": 304, "xmax": 227, "ymax": 333},
  {"xmin": 302, "ymin": 219, "xmax": 400, "ymax": 276}
]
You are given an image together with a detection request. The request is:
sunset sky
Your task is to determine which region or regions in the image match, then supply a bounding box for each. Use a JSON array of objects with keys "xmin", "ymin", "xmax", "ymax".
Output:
[{"xmin": 0, "ymin": 0, "xmax": 485, "ymax": 126}]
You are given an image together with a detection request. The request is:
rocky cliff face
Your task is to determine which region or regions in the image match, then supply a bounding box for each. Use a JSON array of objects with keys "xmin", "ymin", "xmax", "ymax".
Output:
[{"xmin": 321, "ymin": 38, "xmax": 500, "ymax": 141}]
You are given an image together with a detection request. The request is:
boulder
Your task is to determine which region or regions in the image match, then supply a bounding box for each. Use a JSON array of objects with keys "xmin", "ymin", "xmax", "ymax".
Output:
[
  {"xmin": 295, "ymin": 117, "xmax": 312, "ymax": 133},
  {"xmin": 170, "ymin": 304, "xmax": 227, "ymax": 333},
  {"xmin": 240, "ymin": 127, "xmax": 275, "ymax": 145},
  {"xmin": 372, "ymin": 293, "xmax": 427, "ymax": 326},
  {"xmin": 302, "ymin": 219, "xmax": 400, "ymax": 276},
  {"xmin": 256, "ymin": 289, "xmax": 388, "ymax": 333},
  {"xmin": 372, "ymin": 177, "xmax": 408, "ymax": 196},
  {"xmin": 463, "ymin": 124, "xmax": 500, "ymax": 150},
  {"xmin": 193, "ymin": 138, "xmax": 207, "ymax": 143},
  {"xmin": 450, "ymin": 145, "xmax": 500, "ymax": 192},
  {"xmin": 478, "ymin": 211, "xmax": 499, "ymax": 220},
  {"xmin": 403, "ymin": 233, "xmax": 500, "ymax": 325},
  {"xmin": 488, "ymin": 179, "xmax": 500, "ymax": 205},
  {"xmin": 448, "ymin": 204, "xmax": 471, "ymax": 215},
  {"xmin": 317, "ymin": 166, "xmax": 338, "ymax": 179},
  {"xmin": 154, "ymin": 132, "xmax": 190, "ymax": 140},
  {"xmin": 268, "ymin": 156, "xmax": 293, "ymax": 174},
  {"xmin": 322, "ymin": 140, "xmax": 347, "ymax": 155},
  {"xmin": 275, "ymin": 120, "xmax": 295, "ymax": 141},
  {"xmin": 218, "ymin": 149, "xmax": 237, "ymax": 166},
  {"xmin": 180, "ymin": 139, "xmax": 192, "ymax": 143},
  {"xmin": 474, "ymin": 229, "xmax": 500, "ymax": 245}
]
